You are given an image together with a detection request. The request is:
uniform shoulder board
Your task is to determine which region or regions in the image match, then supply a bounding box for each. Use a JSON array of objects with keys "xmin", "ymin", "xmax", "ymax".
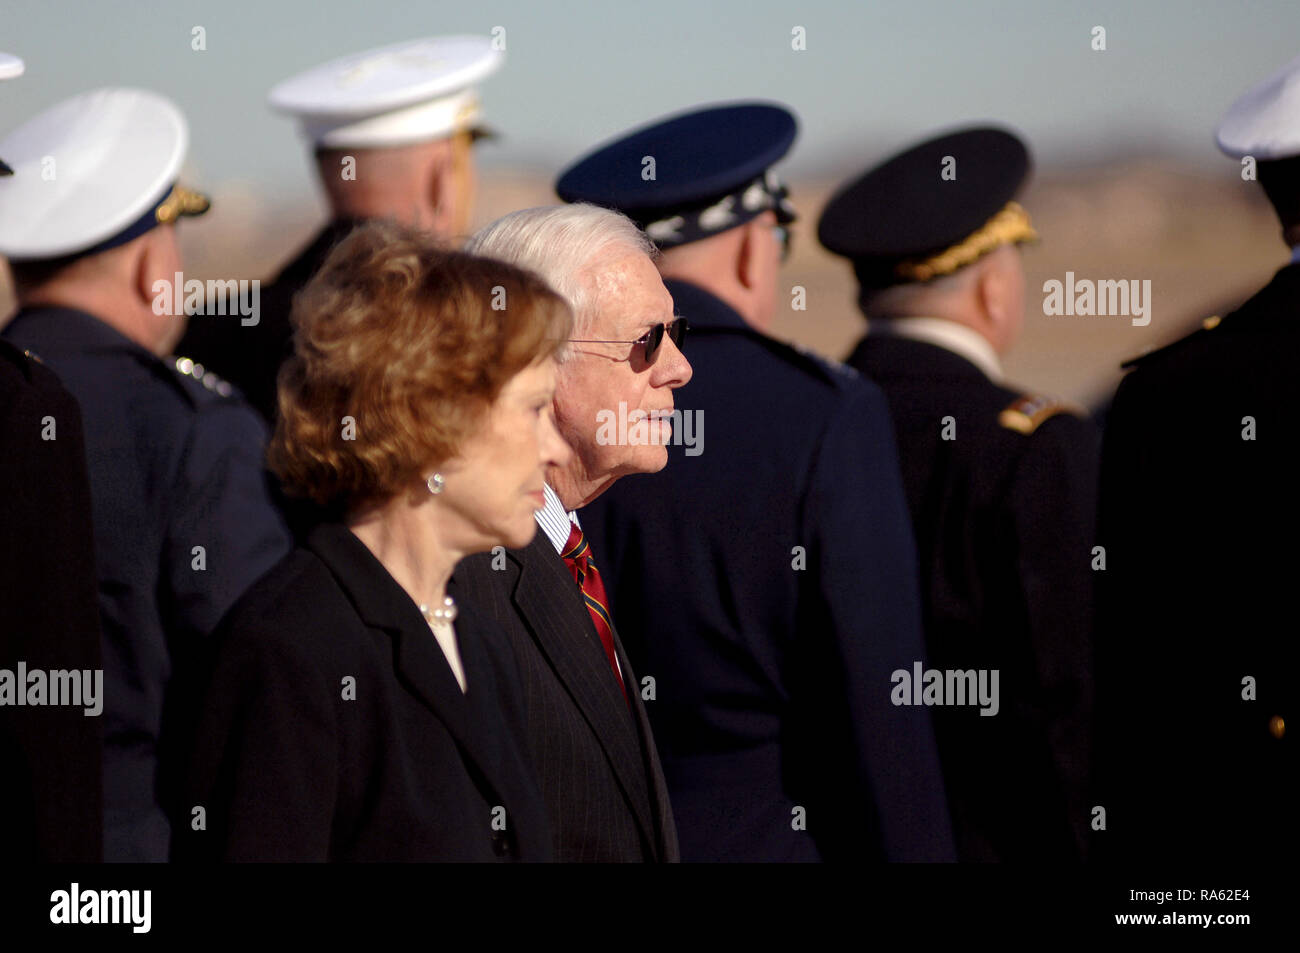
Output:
[
  {"xmin": 998, "ymin": 394, "xmax": 1077, "ymax": 435},
  {"xmin": 1120, "ymin": 314, "xmax": 1221, "ymax": 370},
  {"xmin": 170, "ymin": 355, "xmax": 235, "ymax": 398}
]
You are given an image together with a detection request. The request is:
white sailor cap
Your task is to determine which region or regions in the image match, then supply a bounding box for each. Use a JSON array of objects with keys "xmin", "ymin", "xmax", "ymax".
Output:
[
  {"xmin": 0, "ymin": 87, "xmax": 209, "ymax": 261},
  {"xmin": 0, "ymin": 52, "xmax": 22, "ymax": 81},
  {"xmin": 1216, "ymin": 54, "xmax": 1300, "ymax": 159},
  {"xmin": 1, "ymin": 53, "xmax": 24, "ymax": 177},
  {"xmin": 268, "ymin": 35, "xmax": 504, "ymax": 149}
]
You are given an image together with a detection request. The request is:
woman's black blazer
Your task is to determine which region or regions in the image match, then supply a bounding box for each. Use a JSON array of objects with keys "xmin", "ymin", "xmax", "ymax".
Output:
[{"xmin": 178, "ymin": 522, "xmax": 554, "ymax": 861}]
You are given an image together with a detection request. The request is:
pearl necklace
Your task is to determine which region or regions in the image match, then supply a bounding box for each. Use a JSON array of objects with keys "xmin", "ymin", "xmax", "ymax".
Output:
[{"xmin": 418, "ymin": 595, "xmax": 458, "ymax": 627}]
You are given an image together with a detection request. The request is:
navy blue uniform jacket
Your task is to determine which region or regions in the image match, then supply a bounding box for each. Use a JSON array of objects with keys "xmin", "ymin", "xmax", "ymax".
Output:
[
  {"xmin": 583, "ymin": 280, "xmax": 954, "ymax": 862},
  {"xmin": 3, "ymin": 307, "xmax": 291, "ymax": 862}
]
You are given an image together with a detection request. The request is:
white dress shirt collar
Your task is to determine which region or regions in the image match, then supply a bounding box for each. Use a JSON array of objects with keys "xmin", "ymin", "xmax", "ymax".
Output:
[
  {"xmin": 535, "ymin": 482, "xmax": 580, "ymax": 555},
  {"xmin": 866, "ymin": 316, "xmax": 1004, "ymax": 383}
]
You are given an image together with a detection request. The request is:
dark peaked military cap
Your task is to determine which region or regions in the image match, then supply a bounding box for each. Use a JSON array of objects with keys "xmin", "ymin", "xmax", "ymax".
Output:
[
  {"xmin": 818, "ymin": 126, "xmax": 1035, "ymax": 289},
  {"xmin": 555, "ymin": 101, "xmax": 797, "ymax": 249}
]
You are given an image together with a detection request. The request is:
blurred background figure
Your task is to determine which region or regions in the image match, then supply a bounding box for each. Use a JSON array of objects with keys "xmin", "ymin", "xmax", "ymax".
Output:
[
  {"xmin": 567, "ymin": 102, "xmax": 953, "ymax": 862},
  {"xmin": 1095, "ymin": 56, "xmax": 1297, "ymax": 864},
  {"xmin": 181, "ymin": 223, "xmax": 568, "ymax": 861},
  {"xmin": 0, "ymin": 51, "xmax": 103, "ymax": 864},
  {"xmin": 819, "ymin": 127, "xmax": 1097, "ymax": 862},
  {"xmin": 177, "ymin": 34, "xmax": 503, "ymax": 425},
  {"xmin": 458, "ymin": 205, "xmax": 689, "ymax": 862},
  {"xmin": 0, "ymin": 88, "xmax": 291, "ymax": 861}
]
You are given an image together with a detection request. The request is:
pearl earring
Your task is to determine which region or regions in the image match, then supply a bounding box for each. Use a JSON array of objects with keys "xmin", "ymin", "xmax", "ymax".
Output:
[{"xmin": 427, "ymin": 473, "xmax": 445, "ymax": 495}]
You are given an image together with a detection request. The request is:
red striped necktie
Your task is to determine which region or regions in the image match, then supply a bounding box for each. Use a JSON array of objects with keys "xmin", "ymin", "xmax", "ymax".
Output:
[{"xmin": 561, "ymin": 521, "xmax": 627, "ymax": 702}]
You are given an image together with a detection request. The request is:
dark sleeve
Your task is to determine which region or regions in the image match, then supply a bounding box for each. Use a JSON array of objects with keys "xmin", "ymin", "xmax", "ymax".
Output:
[
  {"xmin": 0, "ymin": 364, "xmax": 103, "ymax": 862},
  {"xmin": 181, "ymin": 617, "xmax": 339, "ymax": 862},
  {"xmin": 1005, "ymin": 412, "xmax": 1100, "ymax": 859},
  {"xmin": 162, "ymin": 400, "xmax": 291, "ymax": 643},
  {"xmin": 798, "ymin": 379, "xmax": 956, "ymax": 861}
]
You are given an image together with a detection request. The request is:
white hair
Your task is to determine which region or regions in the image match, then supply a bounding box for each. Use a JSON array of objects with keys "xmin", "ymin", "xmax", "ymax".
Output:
[{"xmin": 465, "ymin": 203, "xmax": 657, "ymax": 354}]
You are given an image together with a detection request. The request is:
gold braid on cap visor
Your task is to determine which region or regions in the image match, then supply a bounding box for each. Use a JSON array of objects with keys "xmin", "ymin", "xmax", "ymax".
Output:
[
  {"xmin": 894, "ymin": 201, "xmax": 1037, "ymax": 282},
  {"xmin": 155, "ymin": 184, "xmax": 211, "ymax": 225}
]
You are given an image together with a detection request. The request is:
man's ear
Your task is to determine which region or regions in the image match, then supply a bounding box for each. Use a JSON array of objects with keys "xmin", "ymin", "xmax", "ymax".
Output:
[
  {"xmin": 976, "ymin": 251, "xmax": 1010, "ymax": 327},
  {"xmin": 427, "ymin": 136, "xmax": 471, "ymax": 239},
  {"xmin": 134, "ymin": 227, "xmax": 172, "ymax": 310},
  {"xmin": 736, "ymin": 218, "xmax": 763, "ymax": 291},
  {"xmin": 427, "ymin": 149, "xmax": 451, "ymax": 234}
]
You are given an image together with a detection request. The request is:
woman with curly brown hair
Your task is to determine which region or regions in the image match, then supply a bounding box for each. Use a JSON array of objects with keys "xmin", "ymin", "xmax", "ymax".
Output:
[{"xmin": 179, "ymin": 220, "xmax": 572, "ymax": 862}]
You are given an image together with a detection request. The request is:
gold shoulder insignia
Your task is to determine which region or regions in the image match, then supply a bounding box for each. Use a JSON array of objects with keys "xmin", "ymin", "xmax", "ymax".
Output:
[{"xmin": 998, "ymin": 394, "xmax": 1076, "ymax": 435}]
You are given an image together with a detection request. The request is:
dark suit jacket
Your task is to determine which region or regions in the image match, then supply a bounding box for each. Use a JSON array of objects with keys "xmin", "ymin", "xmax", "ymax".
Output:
[
  {"xmin": 0, "ymin": 340, "xmax": 103, "ymax": 862},
  {"xmin": 1096, "ymin": 263, "xmax": 1297, "ymax": 863},
  {"xmin": 584, "ymin": 280, "xmax": 954, "ymax": 862},
  {"xmin": 453, "ymin": 531, "xmax": 679, "ymax": 862},
  {"xmin": 178, "ymin": 523, "xmax": 553, "ymax": 862},
  {"xmin": 849, "ymin": 332, "xmax": 1098, "ymax": 863}
]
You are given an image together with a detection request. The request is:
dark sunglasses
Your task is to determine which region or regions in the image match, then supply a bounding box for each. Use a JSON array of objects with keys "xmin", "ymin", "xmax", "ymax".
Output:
[{"xmin": 570, "ymin": 316, "xmax": 688, "ymax": 364}]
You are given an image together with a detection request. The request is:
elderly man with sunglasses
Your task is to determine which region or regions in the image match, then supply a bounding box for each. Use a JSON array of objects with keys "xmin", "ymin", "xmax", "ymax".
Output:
[
  {"xmin": 451, "ymin": 202, "xmax": 691, "ymax": 863},
  {"xmin": 562, "ymin": 102, "xmax": 955, "ymax": 862}
]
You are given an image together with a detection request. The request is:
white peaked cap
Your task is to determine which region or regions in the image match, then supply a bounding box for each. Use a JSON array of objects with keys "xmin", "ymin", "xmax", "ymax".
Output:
[
  {"xmin": 1217, "ymin": 54, "xmax": 1300, "ymax": 159},
  {"xmin": 0, "ymin": 88, "xmax": 198, "ymax": 260},
  {"xmin": 268, "ymin": 35, "xmax": 504, "ymax": 148}
]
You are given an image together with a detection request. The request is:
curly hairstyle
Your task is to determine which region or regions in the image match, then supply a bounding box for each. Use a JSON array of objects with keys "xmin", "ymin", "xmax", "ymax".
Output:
[{"xmin": 269, "ymin": 220, "xmax": 572, "ymax": 510}]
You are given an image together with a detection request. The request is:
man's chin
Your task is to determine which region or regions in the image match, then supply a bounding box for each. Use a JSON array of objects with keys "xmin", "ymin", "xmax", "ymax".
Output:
[{"xmin": 629, "ymin": 445, "xmax": 669, "ymax": 474}]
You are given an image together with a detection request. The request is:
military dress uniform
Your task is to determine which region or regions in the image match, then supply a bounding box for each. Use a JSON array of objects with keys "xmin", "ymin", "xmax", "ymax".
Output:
[
  {"xmin": 820, "ymin": 127, "xmax": 1098, "ymax": 862},
  {"xmin": 562, "ymin": 102, "xmax": 954, "ymax": 862},
  {"xmin": 177, "ymin": 35, "xmax": 504, "ymax": 426},
  {"xmin": 0, "ymin": 88, "xmax": 292, "ymax": 861},
  {"xmin": 3, "ymin": 309, "xmax": 291, "ymax": 862},
  {"xmin": 1095, "ymin": 61, "xmax": 1298, "ymax": 863}
]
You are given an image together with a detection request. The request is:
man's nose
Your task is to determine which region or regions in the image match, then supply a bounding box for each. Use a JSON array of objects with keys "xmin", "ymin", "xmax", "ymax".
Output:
[
  {"xmin": 653, "ymin": 334, "xmax": 692, "ymax": 388},
  {"xmin": 543, "ymin": 411, "xmax": 573, "ymax": 469}
]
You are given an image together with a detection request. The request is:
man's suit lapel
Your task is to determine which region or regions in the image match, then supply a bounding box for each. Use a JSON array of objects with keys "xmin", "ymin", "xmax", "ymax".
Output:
[
  {"xmin": 510, "ymin": 532, "xmax": 662, "ymax": 856},
  {"xmin": 610, "ymin": 635, "xmax": 680, "ymax": 862}
]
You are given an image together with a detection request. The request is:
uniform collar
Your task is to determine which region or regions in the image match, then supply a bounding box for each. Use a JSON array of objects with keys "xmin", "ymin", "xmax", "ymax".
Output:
[
  {"xmin": 661, "ymin": 277, "xmax": 749, "ymax": 333},
  {"xmin": 865, "ymin": 315, "xmax": 1004, "ymax": 383},
  {"xmin": 6, "ymin": 304, "xmax": 153, "ymax": 359},
  {"xmin": 534, "ymin": 483, "xmax": 580, "ymax": 555}
]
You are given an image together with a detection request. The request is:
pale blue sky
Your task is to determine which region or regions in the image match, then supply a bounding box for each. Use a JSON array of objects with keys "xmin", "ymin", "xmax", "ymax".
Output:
[{"xmin": 3, "ymin": 0, "xmax": 1298, "ymax": 199}]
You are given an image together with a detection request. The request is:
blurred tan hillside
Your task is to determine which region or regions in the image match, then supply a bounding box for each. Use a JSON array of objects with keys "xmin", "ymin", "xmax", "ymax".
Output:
[{"xmin": 3, "ymin": 161, "xmax": 1285, "ymax": 412}]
